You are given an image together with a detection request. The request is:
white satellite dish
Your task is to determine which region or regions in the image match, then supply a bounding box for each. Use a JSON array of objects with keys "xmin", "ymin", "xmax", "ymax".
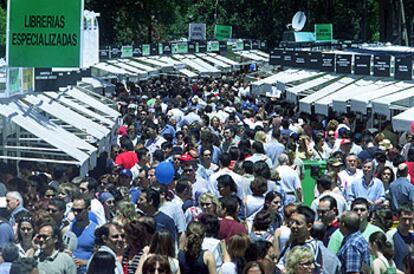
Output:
[{"xmin": 292, "ymin": 11, "xmax": 307, "ymax": 31}]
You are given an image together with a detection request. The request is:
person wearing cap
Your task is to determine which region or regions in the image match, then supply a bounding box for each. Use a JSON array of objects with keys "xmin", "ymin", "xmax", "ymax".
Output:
[
  {"xmin": 180, "ymin": 154, "xmax": 211, "ymax": 199},
  {"xmin": 347, "ymin": 159, "xmax": 385, "ymax": 207},
  {"xmin": 338, "ymin": 138, "xmax": 352, "ymax": 155}
]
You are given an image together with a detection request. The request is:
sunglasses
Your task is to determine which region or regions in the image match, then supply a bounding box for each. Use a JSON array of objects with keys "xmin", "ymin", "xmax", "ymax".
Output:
[
  {"xmin": 184, "ymin": 169, "xmax": 194, "ymax": 173},
  {"xmin": 200, "ymin": 202, "xmax": 213, "ymax": 208},
  {"xmin": 71, "ymin": 207, "xmax": 86, "ymax": 214},
  {"xmin": 36, "ymin": 234, "xmax": 52, "ymax": 241}
]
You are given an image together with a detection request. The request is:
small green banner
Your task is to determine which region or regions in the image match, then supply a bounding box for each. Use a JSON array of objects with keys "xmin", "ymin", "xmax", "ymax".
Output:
[
  {"xmin": 235, "ymin": 39, "xmax": 244, "ymax": 51},
  {"xmin": 207, "ymin": 41, "xmax": 219, "ymax": 52},
  {"xmin": 214, "ymin": 25, "xmax": 232, "ymax": 41},
  {"xmin": 142, "ymin": 44, "xmax": 150, "ymax": 56},
  {"xmin": 315, "ymin": 24, "xmax": 333, "ymax": 41},
  {"xmin": 158, "ymin": 43, "xmax": 163, "ymax": 55},
  {"xmin": 177, "ymin": 42, "xmax": 188, "ymax": 54},
  {"xmin": 7, "ymin": 0, "xmax": 83, "ymax": 67},
  {"xmin": 121, "ymin": 46, "xmax": 133, "ymax": 58},
  {"xmin": 171, "ymin": 44, "xmax": 178, "ymax": 54}
]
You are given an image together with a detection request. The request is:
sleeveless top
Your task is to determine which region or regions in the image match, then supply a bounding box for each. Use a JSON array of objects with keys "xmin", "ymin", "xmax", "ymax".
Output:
[
  {"xmin": 178, "ymin": 250, "xmax": 209, "ymax": 274},
  {"xmin": 379, "ymin": 257, "xmax": 397, "ymax": 274}
]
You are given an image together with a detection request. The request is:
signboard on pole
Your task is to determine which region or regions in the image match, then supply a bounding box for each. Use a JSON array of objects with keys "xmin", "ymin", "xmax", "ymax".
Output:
[
  {"xmin": 121, "ymin": 46, "xmax": 133, "ymax": 58},
  {"xmin": 207, "ymin": 41, "xmax": 220, "ymax": 52},
  {"xmin": 373, "ymin": 55, "xmax": 390, "ymax": 77},
  {"xmin": 142, "ymin": 44, "xmax": 150, "ymax": 56},
  {"xmin": 354, "ymin": 55, "xmax": 371, "ymax": 75},
  {"xmin": 188, "ymin": 23, "xmax": 206, "ymax": 41},
  {"xmin": 394, "ymin": 56, "xmax": 413, "ymax": 80},
  {"xmin": 7, "ymin": 0, "xmax": 83, "ymax": 67},
  {"xmin": 214, "ymin": 25, "xmax": 232, "ymax": 41},
  {"xmin": 315, "ymin": 24, "xmax": 333, "ymax": 41},
  {"xmin": 335, "ymin": 54, "xmax": 352, "ymax": 74}
]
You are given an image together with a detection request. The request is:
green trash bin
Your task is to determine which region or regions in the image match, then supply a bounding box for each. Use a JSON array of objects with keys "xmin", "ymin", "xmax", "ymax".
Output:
[{"xmin": 302, "ymin": 160, "xmax": 326, "ymax": 206}]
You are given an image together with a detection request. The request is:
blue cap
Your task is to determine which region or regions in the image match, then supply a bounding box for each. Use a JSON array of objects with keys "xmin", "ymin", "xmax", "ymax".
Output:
[{"xmin": 119, "ymin": 169, "xmax": 132, "ymax": 177}]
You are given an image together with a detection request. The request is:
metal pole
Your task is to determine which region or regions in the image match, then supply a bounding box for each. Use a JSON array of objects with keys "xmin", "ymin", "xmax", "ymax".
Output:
[{"xmin": 400, "ymin": 0, "xmax": 409, "ymax": 46}]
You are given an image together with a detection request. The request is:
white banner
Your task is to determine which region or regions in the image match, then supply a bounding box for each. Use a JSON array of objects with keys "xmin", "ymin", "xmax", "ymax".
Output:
[
  {"xmin": 81, "ymin": 10, "xmax": 99, "ymax": 68},
  {"xmin": 189, "ymin": 23, "xmax": 206, "ymax": 41}
]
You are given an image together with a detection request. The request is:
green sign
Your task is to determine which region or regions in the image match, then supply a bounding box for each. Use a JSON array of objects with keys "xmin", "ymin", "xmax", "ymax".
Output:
[
  {"xmin": 177, "ymin": 43, "xmax": 188, "ymax": 54},
  {"xmin": 171, "ymin": 44, "xmax": 178, "ymax": 54},
  {"xmin": 214, "ymin": 25, "xmax": 232, "ymax": 41},
  {"xmin": 315, "ymin": 24, "xmax": 333, "ymax": 41},
  {"xmin": 7, "ymin": 68, "xmax": 21, "ymax": 96},
  {"xmin": 7, "ymin": 0, "xmax": 83, "ymax": 67},
  {"xmin": 121, "ymin": 46, "xmax": 133, "ymax": 58},
  {"xmin": 158, "ymin": 43, "xmax": 163, "ymax": 55},
  {"xmin": 142, "ymin": 44, "xmax": 150, "ymax": 56},
  {"xmin": 207, "ymin": 41, "xmax": 219, "ymax": 52},
  {"xmin": 235, "ymin": 40, "xmax": 244, "ymax": 51}
]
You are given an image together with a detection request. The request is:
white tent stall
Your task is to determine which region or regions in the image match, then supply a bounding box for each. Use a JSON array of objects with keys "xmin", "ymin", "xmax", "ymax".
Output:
[
  {"xmin": 234, "ymin": 51, "xmax": 268, "ymax": 62},
  {"xmin": 331, "ymin": 79, "xmax": 396, "ymax": 114},
  {"xmin": 251, "ymin": 69, "xmax": 323, "ymax": 96},
  {"xmin": 299, "ymin": 76, "xmax": 360, "ymax": 113},
  {"xmin": 314, "ymin": 77, "xmax": 380, "ymax": 116},
  {"xmin": 21, "ymin": 93, "xmax": 111, "ymax": 153},
  {"xmin": 0, "ymin": 101, "xmax": 96, "ymax": 176},
  {"xmin": 124, "ymin": 59, "xmax": 160, "ymax": 77},
  {"xmin": 350, "ymin": 81, "xmax": 414, "ymax": 114},
  {"xmin": 206, "ymin": 53, "xmax": 240, "ymax": 71},
  {"xmin": 286, "ymin": 74, "xmax": 340, "ymax": 103},
  {"xmin": 392, "ymin": 107, "xmax": 414, "ymax": 131},
  {"xmin": 136, "ymin": 57, "xmax": 175, "ymax": 71},
  {"xmin": 196, "ymin": 53, "xmax": 232, "ymax": 72},
  {"xmin": 372, "ymin": 87, "xmax": 414, "ymax": 119}
]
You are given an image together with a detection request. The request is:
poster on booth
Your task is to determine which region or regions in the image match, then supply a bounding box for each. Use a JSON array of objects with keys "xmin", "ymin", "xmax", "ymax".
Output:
[
  {"xmin": 7, "ymin": 0, "xmax": 83, "ymax": 67},
  {"xmin": 82, "ymin": 10, "xmax": 99, "ymax": 67},
  {"xmin": 7, "ymin": 68, "xmax": 21, "ymax": 96}
]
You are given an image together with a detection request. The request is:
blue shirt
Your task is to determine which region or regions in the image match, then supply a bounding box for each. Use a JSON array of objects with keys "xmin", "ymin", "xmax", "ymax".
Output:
[
  {"xmin": 348, "ymin": 176, "xmax": 385, "ymax": 203},
  {"xmin": 70, "ymin": 221, "xmax": 97, "ymax": 273},
  {"xmin": 389, "ymin": 177, "xmax": 414, "ymax": 213},
  {"xmin": 338, "ymin": 231, "xmax": 370, "ymax": 274},
  {"xmin": 264, "ymin": 140, "xmax": 285, "ymax": 168}
]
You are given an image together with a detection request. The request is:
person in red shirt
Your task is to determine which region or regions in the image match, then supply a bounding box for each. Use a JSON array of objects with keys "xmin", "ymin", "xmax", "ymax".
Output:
[
  {"xmin": 115, "ymin": 138, "xmax": 138, "ymax": 170},
  {"xmin": 218, "ymin": 195, "xmax": 247, "ymax": 242}
]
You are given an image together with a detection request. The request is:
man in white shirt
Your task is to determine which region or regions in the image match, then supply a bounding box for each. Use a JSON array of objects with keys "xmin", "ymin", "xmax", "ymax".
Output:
[
  {"xmin": 337, "ymin": 154, "xmax": 363, "ymax": 195},
  {"xmin": 276, "ymin": 154, "xmax": 303, "ymax": 204}
]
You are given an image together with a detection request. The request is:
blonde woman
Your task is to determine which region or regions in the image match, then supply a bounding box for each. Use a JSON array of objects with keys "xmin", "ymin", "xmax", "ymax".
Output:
[
  {"xmin": 284, "ymin": 246, "xmax": 315, "ymax": 274},
  {"xmin": 113, "ymin": 200, "xmax": 138, "ymax": 226}
]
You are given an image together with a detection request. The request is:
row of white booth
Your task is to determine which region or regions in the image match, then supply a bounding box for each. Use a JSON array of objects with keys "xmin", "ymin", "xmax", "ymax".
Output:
[
  {"xmin": 251, "ymin": 68, "xmax": 414, "ymax": 131},
  {"xmin": 0, "ymin": 86, "xmax": 121, "ymax": 176},
  {"xmin": 91, "ymin": 50, "xmax": 269, "ymax": 80}
]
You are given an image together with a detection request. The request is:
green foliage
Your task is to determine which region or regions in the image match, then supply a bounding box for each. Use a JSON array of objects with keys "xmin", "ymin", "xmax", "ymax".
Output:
[{"xmin": 0, "ymin": 6, "xmax": 5, "ymax": 46}]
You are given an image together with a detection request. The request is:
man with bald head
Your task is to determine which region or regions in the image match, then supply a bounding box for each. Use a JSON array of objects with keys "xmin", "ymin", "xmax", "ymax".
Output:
[
  {"xmin": 337, "ymin": 211, "xmax": 370, "ymax": 274},
  {"xmin": 389, "ymin": 163, "xmax": 414, "ymax": 214}
]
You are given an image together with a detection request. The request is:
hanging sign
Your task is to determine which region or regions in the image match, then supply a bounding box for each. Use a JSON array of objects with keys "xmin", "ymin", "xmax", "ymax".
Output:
[{"xmin": 7, "ymin": 0, "xmax": 83, "ymax": 67}]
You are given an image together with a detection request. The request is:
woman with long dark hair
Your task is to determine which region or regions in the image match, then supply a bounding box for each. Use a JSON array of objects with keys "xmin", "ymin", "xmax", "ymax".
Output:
[
  {"xmin": 142, "ymin": 255, "xmax": 172, "ymax": 274},
  {"xmin": 136, "ymin": 230, "xmax": 180, "ymax": 274},
  {"xmin": 369, "ymin": 231, "xmax": 403, "ymax": 274},
  {"xmin": 178, "ymin": 222, "xmax": 216, "ymax": 274},
  {"xmin": 87, "ymin": 251, "xmax": 116, "ymax": 274}
]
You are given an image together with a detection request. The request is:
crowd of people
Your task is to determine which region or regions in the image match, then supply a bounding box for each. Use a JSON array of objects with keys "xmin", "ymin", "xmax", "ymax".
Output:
[{"xmin": 0, "ymin": 72, "xmax": 414, "ymax": 274}]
